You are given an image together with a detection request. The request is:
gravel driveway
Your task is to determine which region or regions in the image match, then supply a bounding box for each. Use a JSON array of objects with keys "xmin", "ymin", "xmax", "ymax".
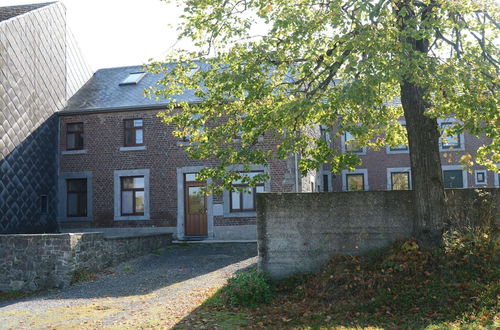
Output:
[{"xmin": 0, "ymin": 243, "xmax": 257, "ymax": 329}]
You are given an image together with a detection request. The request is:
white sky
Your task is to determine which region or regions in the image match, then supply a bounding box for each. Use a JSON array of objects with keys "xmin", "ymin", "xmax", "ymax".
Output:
[{"xmin": 1, "ymin": 0, "xmax": 188, "ymax": 71}]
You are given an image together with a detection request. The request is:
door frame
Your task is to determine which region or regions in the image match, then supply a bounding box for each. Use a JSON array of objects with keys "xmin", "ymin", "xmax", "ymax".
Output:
[{"xmin": 176, "ymin": 166, "xmax": 213, "ymax": 240}]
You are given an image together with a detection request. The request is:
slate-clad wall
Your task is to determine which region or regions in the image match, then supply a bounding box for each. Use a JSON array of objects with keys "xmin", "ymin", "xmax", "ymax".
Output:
[
  {"xmin": 0, "ymin": 3, "xmax": 91, "ymax": 233},
  {"xmin": 0, "ymin": 232, "xmax": 172, "ymax": 291},
  {"xmin": 257, "ymin": 188, "xmax": 499, "ymax": 279}
]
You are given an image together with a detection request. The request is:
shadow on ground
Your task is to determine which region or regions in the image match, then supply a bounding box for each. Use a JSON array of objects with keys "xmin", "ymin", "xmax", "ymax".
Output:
[{"xmin": 0, "ymin": 243, "xmax": 257, "ymax": 307}]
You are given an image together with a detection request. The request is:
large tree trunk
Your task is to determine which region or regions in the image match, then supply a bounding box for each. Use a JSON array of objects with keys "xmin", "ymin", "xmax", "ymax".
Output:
[{"xmin": 401, "ymin": 82, "xmax": 447, "ymax": 248}]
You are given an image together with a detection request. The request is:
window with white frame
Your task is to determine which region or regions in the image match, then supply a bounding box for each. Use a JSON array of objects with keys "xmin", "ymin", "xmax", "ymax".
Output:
[
  {"xmin": 391, "ymin": 172, "xmax": 410, "ymax": 190},
  {"xmin": 439, "ymin": 121, "xmax": 462, "ymax": 150},
  {"xmin": 342, "ymin": 169, "xmax": 368, "ymax": 191},
  {"xmin": 474, "ymin": 170, "xmax": 487, "ymax": 185},
  {"xmin": 343, "ymin": 132, "xmax": 364, "ymax": 153},
  {"xmin": 442, "ymin": 166, "xmax": 467, "ymax": 188},
  {"xmin": 388, "ymin": 122, "xmax": 409, "ymax": 153},
  {"xmin": 229, "ymin": 172, "xmax": 264, "ymax": 212}
]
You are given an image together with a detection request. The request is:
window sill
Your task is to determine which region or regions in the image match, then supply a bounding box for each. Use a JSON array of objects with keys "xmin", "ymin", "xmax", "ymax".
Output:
[
  {"xmin": 223, "ymin": 211, "xmax": 257, "ymax": 218},
  {"xmin": 386, "ymin": 149, "xmax": 409, "ymax": 154},
  {"xmin": 119, "ymin": 146, "xmax": 147, "ymax": 152},
  {"xmin": 61, "ymin": 149, "xmax": 87, "ymax": 155},
  {"xmin": 114, "ymin": 215, "xmax": 149, "ymax": 221},
  {"xmin": 177, "ymin": 141, "xmax": 202, "ymax": 147},
  {"xmin": 440, "ymin": 147, "xmax": 465, "ymax": 152},
  {"xmin": 57, "ymin": 216, "xmax": 92, "ymax": 222}
]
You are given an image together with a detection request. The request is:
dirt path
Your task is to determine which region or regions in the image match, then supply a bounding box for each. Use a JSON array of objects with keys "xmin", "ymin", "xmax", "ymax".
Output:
[{"xmin": 0, "ymin": 243, "xmax": 257, "ymax": 329}]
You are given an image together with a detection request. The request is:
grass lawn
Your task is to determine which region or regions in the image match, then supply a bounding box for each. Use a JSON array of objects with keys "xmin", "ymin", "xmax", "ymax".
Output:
[{"xmin": 175, "ymin": 231, "xmax": 499, "ymax": 329}]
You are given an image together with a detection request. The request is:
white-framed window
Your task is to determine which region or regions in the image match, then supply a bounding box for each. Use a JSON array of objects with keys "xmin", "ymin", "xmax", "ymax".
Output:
[
  {"xmin": 114, "ymin": 169, "xmax": 150, "ymax": 220},
  {"xmin": 442, "ymin": 165, "xmax": 467, "ymax": 188},
  {"xmin": 438, "ymin": 119, "xmax": 464, "ymax": 151},
  {"xmin": 58, "ymin": 172, "xmax": 93, "ymax": 222},
  {"xmin": 474, "ymin": 170, "xmax": 487, "ymax": 185},
  {"xmin": 386, "ymin": 168, "xmax": 412, "ymax": 190},
  {"xmin": 341, "ymin": 169, "xmax": 368, "ymax": 191},
  {"xmin": 341, "ymin": 132, "xmax": 366, "ymax": 155},
  {"xmin": 386, "ymin": 121, "xmax": 409, "ymax": 154},
  {"xmin": 319, "ymin": 125, "xmax": 332, "ymax": 146}
]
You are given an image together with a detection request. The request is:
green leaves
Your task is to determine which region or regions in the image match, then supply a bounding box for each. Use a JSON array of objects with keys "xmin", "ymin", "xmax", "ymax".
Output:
[{"xmin": 151, "ymin": 0, "xmax": 499, "ymax": 186}]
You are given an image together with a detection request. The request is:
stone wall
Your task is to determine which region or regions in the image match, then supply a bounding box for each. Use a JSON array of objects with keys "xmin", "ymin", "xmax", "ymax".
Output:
[
  {"xmin": 0, "ymin": 232, "xmax": 172, "ymax": 291},
  {"xmin": 257, "ymin": 188, "xmax": 499, "ymax": 279}
]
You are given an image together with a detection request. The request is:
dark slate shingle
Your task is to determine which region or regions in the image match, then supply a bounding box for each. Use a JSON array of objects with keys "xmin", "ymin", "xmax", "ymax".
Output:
[
  {"xmin": 62, "ymin": 63, "xmax": 204, "ymax": 113},
  {"xmin": 0, "ymin": 2, "xmax": 55, "ymax": 22}
]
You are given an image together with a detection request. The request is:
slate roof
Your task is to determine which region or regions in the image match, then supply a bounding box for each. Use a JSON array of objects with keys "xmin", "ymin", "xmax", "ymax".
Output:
[
  {"xmin": 62, "ymin": 63, "xmax": 204, "ymax": 114},
  {"xmin": 0, "ymin": 2, "xmax": 54, "ymax": 22}
]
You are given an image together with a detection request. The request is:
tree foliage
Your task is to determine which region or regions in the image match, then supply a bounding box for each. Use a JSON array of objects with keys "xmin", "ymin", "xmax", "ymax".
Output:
[{"xmin": 148, "ymin": 0, "xmax": 499, "ymax": 189}]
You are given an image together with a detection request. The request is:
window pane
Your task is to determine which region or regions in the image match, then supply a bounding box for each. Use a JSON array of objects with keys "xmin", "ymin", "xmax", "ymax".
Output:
[
  {"xmin": 443, "ymin": 170, "xmax": 463, "ymax": 188},
  {"xmin": 135, "ymin": 129, "xmax": 143, "ymax": 144},
  {"xmin": 67, "ymin": 123, "xmax": 82, "ymax": 132},
  {"xmin": 391, "ymin": 172, "xmax": 409, "ymax": 190},
  {"xmin": 231, "ymin": 191, "xmax": 241, "ymax": 210},
  {"xmin": 67, "ymin": 193, "xmax": 78, "ymax": 216},
  {"xmin": 135, "ymin": 191, "xmax": 144, "ymax": 213},
  {"xmin": 345, "ymin": 132, "xmax": 362, "ymax": 153},
  {"xmin": 185, "ymin": 173, "xmax": 197, "ymax": 182},
  {"xmin": 76, "ymin": 134, "xmax": 84, "ymax": 148},
  {"xmin": 78, "ymin": 192, "xmax": 87, "ymax": 216},
  {"xmin": 476, "ymin": 172, "xmax": 485, "ymax": 183},
  {"xmin": 133, "ymin": 177, "xmax": 144, "ymax": 189},
  {"xmin": 125, "ymin": 130, "xmax": 134, "ymax": 145},
  {"xmin": 67, "ymin": 133, "xmax": 76, "ymax": 149},
  {"xmin": 347, "ymin": 174, "xmax": 364, "ymax": 191},
  {"xmin": 122, "ymin": 177, "xmax": 134, "ymax": 189},
  {"xmin": 441, "ymin": 123, "xmax": 460, "ymax": 148},
  {"xmin": 242, "ymin": 189, "xmax": 254, "ymax": 210},
  {"xmin": 134, "ymin": 119, "xmax": 143, "ymax": 127},
  {"xmin": 121, "ymin": 191, "xmax": 134, "ymax": 214},
  {"xmin": 124, "ymin": 120, "xmax": 134, "ymax": 128},
  {"xmin": 68, "ymin": 179, "xmax": 86, "ymax": 192},
  {"xmin": 256, "ymin": 185, "xmax": 264, "ymax": 193},
  {"xmin": 188, "ymin": 187, "xmax": 205, "ymax": 214}
]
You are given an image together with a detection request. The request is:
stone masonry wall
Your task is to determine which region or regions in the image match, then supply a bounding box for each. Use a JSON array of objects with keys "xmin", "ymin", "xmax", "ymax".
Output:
[
  {"xmin": 257, "ymin": 188, "xmax": 499, "ymax": 279},
  {"xmin": 0, "ymin": 232, "xmax": 172, "ymax": 292}
]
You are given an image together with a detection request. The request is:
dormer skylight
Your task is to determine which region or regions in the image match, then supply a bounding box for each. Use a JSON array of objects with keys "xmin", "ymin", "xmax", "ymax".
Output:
[{"xmin": 120, "ymin": 72, "xmax": 146, "ymax": 85}]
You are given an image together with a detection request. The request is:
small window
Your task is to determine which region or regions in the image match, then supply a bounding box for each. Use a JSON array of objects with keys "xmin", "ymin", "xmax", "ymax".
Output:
[
  {"xmin": 320, "ymin": 125, "xmax": 331, "ymax": 145},
  {"xmin": 67, "ymin": 179, "xmax": 87, "ymax": 217},
  {"xmin": 389, "ymin": 123, "xmax": 408, "ymax": 152},
  {"xmin": 391, "ymin": 172, "xmax": 410, "ymax": 190},
  {"xmin": 344, "ymin": 132, "xmax": 363, "ymax": 153},
  {"xmin": 323, "ymin": 174, "xmax": 329, "ymax": 192},
  {"xmin": 440, "ymin": 122, "xmax": 461, "ymax": 149},
  {"xmin": 346, "ymin": 173, "xmax": 365, "ymax": 191},
  {"xmin": 120, "ymin": 72, "xmax": 146, "ymax": 85},
  {"xmin": 443, "ymin": 169, "xmax": 464, "ymax": 188},
  {"xmin": 230, "ymin": 172, "xmax": 264, "ymax": 212},
  {"xmin": 66, "ymin": 123, "xmax": 84, "ymax": 150},
  {"xmin": 40, "ymin": 195, "xmax": 48, "ymax": 214},
  {"xmin": 475, "ymin": 170, "xmax": 487, "ymax": 185},
  {"xmin": 121, "ymin": 176, "xmax": 145, "ymax": 215},
  {"xmin": 124, "ymin": 119, "xmax": 144, "ymax": 146},
  {"xmin": 183, "ymin": 114, "xmax": 204, "ymax": 142}
]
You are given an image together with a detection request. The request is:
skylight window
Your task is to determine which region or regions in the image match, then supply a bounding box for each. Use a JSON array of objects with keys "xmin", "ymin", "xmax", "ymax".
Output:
[{"xmin": 120, "ymin": 72, "xmax": 146, "ymax": 85}]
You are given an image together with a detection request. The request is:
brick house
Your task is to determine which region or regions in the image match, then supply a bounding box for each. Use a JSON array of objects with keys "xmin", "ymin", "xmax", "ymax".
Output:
[
  {"xmin": 58, "ymin": 65, "xmax": 300, "ymax": 240},
  {"xmin": 319, "ymin": 122, "xmax": 499, "ymax": 193}
]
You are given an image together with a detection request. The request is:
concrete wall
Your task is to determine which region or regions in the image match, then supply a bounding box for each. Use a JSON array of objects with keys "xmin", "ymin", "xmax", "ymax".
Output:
[
  {"xmin": 257, "ymin": 188, "xmax": 499, "ymax": 279},
  {"xmin": 0, "ymin": 2, "xmax": 91, "ymax": 234},
  {"xmin": 0, "ymin": 232, "xmax": 172, "ymax": 291}
]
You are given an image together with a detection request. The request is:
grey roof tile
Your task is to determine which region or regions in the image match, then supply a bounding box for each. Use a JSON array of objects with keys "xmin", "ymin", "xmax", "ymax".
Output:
[
  {"xmin": 61, "ymin": 63, "xmax": 205, "ymax": 114},
  {"xmin": 0, "ymin": 2, "xmax": 55, "ymax": 23}
]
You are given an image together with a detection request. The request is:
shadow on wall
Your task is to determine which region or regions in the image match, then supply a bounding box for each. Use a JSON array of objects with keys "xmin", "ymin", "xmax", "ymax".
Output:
[{"xmin": 0, "ymin": 113, "xmax": 59, "ymax": 234}]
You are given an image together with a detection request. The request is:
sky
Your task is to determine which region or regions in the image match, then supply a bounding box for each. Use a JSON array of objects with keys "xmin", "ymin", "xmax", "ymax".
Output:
[{"xmin": 0, "ymin": 0, "xmax": 188, "ymax": 71}]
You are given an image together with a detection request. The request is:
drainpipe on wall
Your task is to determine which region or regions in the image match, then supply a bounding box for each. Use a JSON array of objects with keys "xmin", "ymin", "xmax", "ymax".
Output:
[{"xmin": 294, "ymin": 153, "xmax": 299, "ymax": 193}]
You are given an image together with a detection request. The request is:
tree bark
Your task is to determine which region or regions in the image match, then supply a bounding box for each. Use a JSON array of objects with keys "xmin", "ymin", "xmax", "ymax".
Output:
[{"xmin": 401, "ymin": 82, "xmax": 447, "ymax": 248}]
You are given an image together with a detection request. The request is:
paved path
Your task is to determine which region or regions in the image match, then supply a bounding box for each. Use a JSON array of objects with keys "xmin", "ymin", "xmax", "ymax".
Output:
[{"xmin": 0, "ymin": 243, "xmax": 257, "ymax": 329}]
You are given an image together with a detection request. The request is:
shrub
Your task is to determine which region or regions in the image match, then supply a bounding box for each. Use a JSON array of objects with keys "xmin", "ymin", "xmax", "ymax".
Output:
[{"xmin": 217, "ymin": 270, "xmax": 274, "ymax": 307}]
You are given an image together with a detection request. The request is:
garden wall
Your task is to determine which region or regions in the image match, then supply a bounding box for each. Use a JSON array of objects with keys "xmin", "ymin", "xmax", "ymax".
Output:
[
  {"xmin": 257, "ymin": 188, "xmax": 499, "ymax": 279},
  {"xmin": 0, "ymin": 232, "xmax": 172, "ymax": 291}
]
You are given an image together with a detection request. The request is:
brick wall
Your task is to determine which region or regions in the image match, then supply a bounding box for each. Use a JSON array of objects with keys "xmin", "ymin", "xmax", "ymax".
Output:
[{"xmin": 58, "ymin": 109, "xmax": 297, "ymax": 232}]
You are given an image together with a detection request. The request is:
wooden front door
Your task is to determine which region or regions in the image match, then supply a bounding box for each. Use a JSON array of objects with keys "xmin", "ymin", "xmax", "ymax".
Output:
[{"xmin": 184, "ymin": 174, "xmax": 207, "ymax": 236}]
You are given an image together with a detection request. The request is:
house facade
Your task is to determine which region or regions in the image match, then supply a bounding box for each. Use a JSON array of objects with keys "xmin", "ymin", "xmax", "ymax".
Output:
[
  {"xmin": 318, "ymin": 124, "xmax": 498, "ymax": 193},
  {"xmin": 0, "ymin": 2, "xmax": 91, "ymax": 234},
  {"xmin": 57, "ymin": 66, "xmax": 300, "ymax": 240}
]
